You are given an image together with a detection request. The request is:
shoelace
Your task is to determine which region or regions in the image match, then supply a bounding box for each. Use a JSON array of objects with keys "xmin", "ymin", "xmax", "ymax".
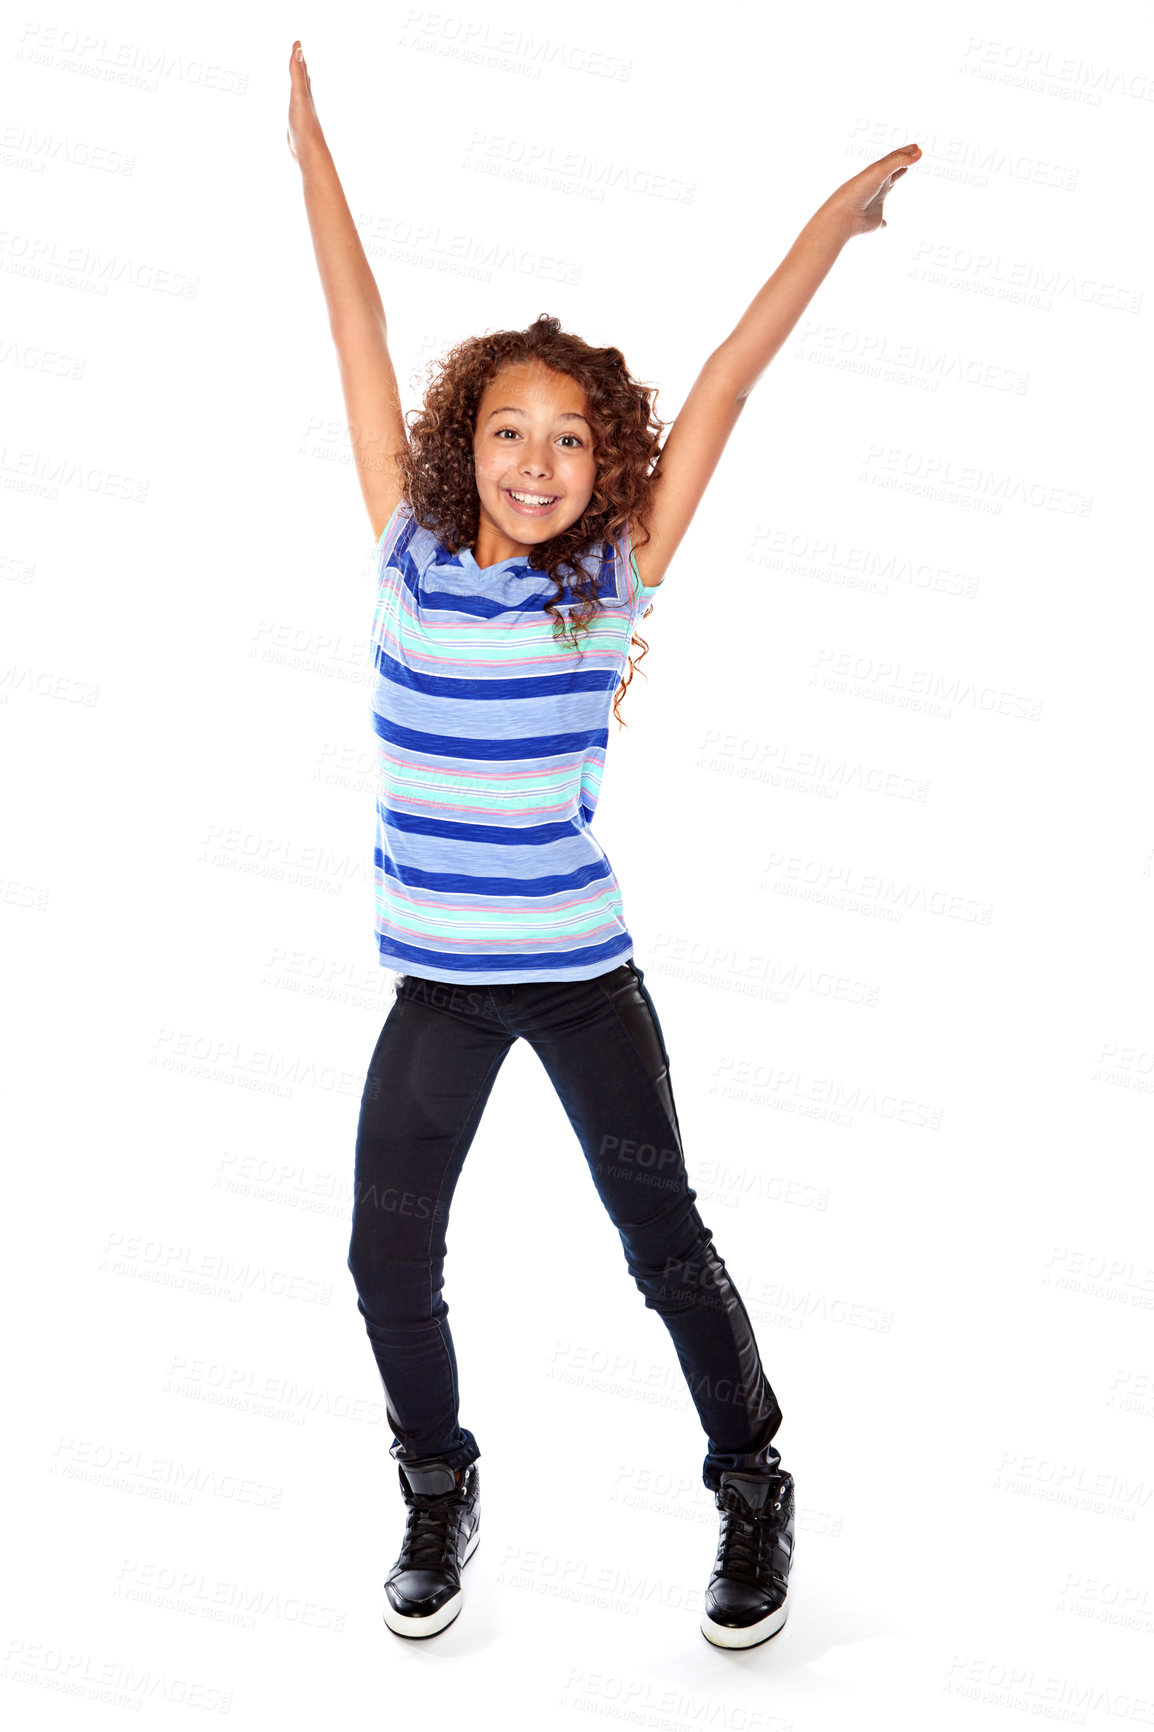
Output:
[
  {"xmin": 398, "ymin": 1488, "xmax": 468, "ymax": 1571},
  {"xmin": 714, "ymin": 1487, "xmax": 787, "ymax": 1583}
]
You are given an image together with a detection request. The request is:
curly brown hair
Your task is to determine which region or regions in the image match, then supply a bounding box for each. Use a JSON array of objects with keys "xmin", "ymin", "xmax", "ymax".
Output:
[{"xmin": 395, "ymin": 314, "xmax": 669, "ymax": 727}]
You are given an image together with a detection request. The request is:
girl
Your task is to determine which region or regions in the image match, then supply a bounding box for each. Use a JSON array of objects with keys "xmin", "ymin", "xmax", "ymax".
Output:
[{"xmin": 286, "ymin": 40, "xmax": 920, "ymax": 1648}]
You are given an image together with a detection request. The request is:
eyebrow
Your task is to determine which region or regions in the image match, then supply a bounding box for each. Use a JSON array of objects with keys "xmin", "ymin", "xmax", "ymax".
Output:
[{"xmin": 484, "ymin": 406, "xmax": 592, "ymax": 426}]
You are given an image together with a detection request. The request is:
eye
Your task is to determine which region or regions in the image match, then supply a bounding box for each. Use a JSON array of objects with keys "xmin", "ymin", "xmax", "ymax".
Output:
[{"xmin": 559, "ymin": 434, "xmax": 583, "ymax": 448}]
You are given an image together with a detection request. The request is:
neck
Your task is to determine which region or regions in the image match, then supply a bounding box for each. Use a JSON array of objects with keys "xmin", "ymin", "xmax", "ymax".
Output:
[{"xmin": 469, "ymin": 521, "xmax": 539, "ymax": 568}]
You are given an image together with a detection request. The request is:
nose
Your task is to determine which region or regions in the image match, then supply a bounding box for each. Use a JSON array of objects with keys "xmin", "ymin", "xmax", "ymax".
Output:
[{"xmin": 515, "ymin": 434, "xmax": 555, "ymax": 477}]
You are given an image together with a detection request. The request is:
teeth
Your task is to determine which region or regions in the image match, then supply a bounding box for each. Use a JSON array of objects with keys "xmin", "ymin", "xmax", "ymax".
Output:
[{"xmin": 509, "ymin": 491, "xmax": 556, "ymax": 506}]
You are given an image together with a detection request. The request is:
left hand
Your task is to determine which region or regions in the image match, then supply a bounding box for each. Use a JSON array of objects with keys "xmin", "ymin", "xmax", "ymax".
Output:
[{"xmin": 824, "ymin": 143, "xmax": 922, "ymax": 238}]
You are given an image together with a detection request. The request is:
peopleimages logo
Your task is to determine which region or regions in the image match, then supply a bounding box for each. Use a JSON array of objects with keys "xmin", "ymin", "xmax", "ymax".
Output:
[
  {"xmin": 959, "ymin": 35, "xmax": 1154, "ymax": 106},
  {"xmin": 355, "ymin": 212, "xmax": 582, "ymax": 287},
  {"xmin": 396, "ymin": 11, "xmax": 632, "ymax": 81},
  {"xmin": 15, "ymin": 22, "xmax": 249, "ymax": 94},
  {"xmin": 462, "ymin": 131, "xmax": 694, "ymax": 203}
]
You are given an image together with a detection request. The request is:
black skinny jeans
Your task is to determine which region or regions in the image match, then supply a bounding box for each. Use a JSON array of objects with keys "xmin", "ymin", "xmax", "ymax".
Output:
[{"xmin": 348, "ymin": 959, "xmax": 783, "ymax": 1492}]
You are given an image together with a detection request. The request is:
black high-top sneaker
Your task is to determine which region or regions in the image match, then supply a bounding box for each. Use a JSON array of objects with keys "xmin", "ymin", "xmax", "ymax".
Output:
[
  {"xmin": 383, "ymin": 1459, "xmax": 481, "ymax": 1639},
  {"xmin": 700, "ymin": 1468, "xmax": 794, "ymax": 1649}
]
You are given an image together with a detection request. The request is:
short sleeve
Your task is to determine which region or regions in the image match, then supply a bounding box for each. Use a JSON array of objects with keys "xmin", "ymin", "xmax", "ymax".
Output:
[
  {"xmin": 375, "ymin": 497, "xmax": 410, "ymax": 581},
  {"xmin": 622, "ymin": 520, "xmax": 663, "ymax": 614},
  {"xmin": 371, "ymin": 497, "xmax": 412, "ymax": 649}
]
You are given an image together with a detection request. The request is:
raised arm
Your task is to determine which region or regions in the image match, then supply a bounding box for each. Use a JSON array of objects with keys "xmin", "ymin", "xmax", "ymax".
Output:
[
  {"xmin": 632, "ymin": 143, "xmax": 923, "ymax": 591},
  {"xmin": 287, "ymin": 42, "xmax": 408, "ymax": 544}
]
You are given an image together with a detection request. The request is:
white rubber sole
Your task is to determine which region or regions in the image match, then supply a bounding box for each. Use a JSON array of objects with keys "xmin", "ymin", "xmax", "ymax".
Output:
[
  {"xmin": 382, "ymin": 1527, "xmax": 480, "ymax": 1639},
  {"xmin": 700, "ymin": 1594, "xmax": 789, "ymax": 1650}
]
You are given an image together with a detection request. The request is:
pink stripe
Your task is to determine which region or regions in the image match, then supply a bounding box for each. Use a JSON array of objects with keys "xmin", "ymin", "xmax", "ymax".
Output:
[
  {"xmin": 382, "ymin": 589, "xmax": 630, "ymax": 670},
  {"xmin": 376, "ymin": 748, "xmax": 603, "ymax": 787},
  {"xmin": 378, "ymin": 910, "xmax": 624, "ymax": 952},
  {"xmin": 377, "ymin": 878, "xmax": 614, "ymax": 918},
  {"xmin": 381, "ymin": 796, "xmax": 576, "ymax": 820}
]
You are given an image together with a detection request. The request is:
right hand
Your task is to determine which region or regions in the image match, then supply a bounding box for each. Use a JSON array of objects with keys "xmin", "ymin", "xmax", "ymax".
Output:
[
  {"xmin": 287, "ymin": 40, "xmax": 322, "ymax": 161},
  {"xmin": 822, "ymin": 143, "xmax": 922, "ymax": 238}
]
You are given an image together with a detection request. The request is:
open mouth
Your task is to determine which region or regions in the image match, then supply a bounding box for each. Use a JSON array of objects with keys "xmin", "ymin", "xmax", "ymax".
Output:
[{"xmin": 504, "ymin": 487, "xmax": 559, "ymax": 516}]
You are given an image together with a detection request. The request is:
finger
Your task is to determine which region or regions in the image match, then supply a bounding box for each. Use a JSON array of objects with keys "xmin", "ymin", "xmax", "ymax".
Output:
[{"xmin": 875, "ymin": 144, "xmax": 920, "ymax": 174}]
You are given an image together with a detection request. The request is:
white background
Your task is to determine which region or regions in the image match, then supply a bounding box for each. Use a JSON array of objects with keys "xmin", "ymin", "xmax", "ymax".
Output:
[{"xmin": 3, "ymin": 0, "xmax": 1152, "ymax": 1726}]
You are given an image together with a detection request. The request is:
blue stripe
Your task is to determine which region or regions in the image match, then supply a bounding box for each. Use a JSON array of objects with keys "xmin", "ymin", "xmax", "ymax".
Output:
[
  {"xmin": 372, "ymin": 711, "xmax": 608, "ymax": 761},
  {"xmin": 379, "ymin": 932, "xmax": 634, "ymax": 975},
  {"xmin": 416, "ymin": 585, "xmax": 556, "ymax": 619},
  {"xmin": 394, "ymin": 544, "xmax": 618, "ymax": 619},
  {"xmin": 374, "ymin": 645, "xmax": 617, "ymax": 699},
  {"xmin": 383, "ymin": 809, "xmax": 586, "ymax": 846},
  {"xmin": 377, "ymin": 849, "xmax": 614, "ymax": 896}
]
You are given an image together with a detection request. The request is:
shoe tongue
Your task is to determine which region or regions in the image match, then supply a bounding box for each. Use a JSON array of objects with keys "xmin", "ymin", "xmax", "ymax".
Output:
[
  {"xmin": 400, "ymin": 1462, "xmax": 458, "ymax": 1497},
  {"xmin": 719, "ymin": 1472, "xmax": 778, "ymax": 1512}
]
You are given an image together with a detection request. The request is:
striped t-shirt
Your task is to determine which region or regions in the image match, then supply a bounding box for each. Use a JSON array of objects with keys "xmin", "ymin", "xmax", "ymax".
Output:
[{"xmin": 368, "ymin": 498, "xmax": 662, "ymax": 984}]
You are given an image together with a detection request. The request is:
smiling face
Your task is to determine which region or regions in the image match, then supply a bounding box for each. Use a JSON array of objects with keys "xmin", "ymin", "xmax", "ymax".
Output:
[{"xmin": 471, "ymin": 359, "xmax": 598, "ymax": 564}]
